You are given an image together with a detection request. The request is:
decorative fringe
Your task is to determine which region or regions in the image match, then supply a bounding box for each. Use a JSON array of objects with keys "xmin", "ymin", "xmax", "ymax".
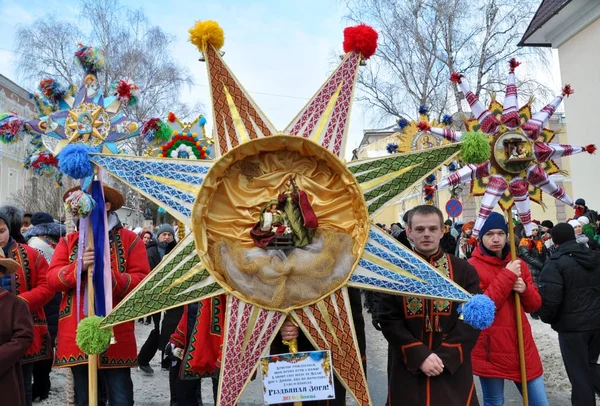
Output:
[
  {"xmin": 442, "ymin": 114, "xmax": 453, "ymax": 126},
  {"xmin": 64, "ymin": 190, "xmax": 96, "ymax": 218},
  {"xmin": 396, "ymin": 117, "xmax": 409, "ymax": 130},
  {"xmin": 189, "ymin": 20, "xmax": 225, "ymax": 52},
  {"xmin": 425, "ymin": 174, "xmax": 436, "ymax": 184},
  {"xmin": 447, "ymin": 161, "xmax": 458, "ymax": 172},
  {"xmin": 562, "ymin": 84, "xmax": 574, "ymax": 97},
  {"xmin": 386, "ymin": 143, "xmax": 399, "ymax": 154},
  {"xmin": 418, "ymin": 105, "xmax": 429, "ymax": 116},
  {"xmin": 75, "ymin": 316, "xmax": 112, "ymax": 355},
  {"xmin": 451, "ymin": 72, "xmax": 464, "ymax": 83},
  {"xmin": 39, "ymin": 78, "xmax": 68, "ymax": 103},
  {"xmin": 57, "ymin": 144, "xmax": 96, "ymax": 179},
  {"xmin": 109, "ymin": 79, "xmax": 140, "ymax": 107},
  {"xmin": 141, "ymin": 118, "xmax": 172, "ymax": 145},
  {"xmin": 509, "ymin": 58, "xmax": 520, "ymax": 72},
  {"xmin": 417, "ymin": 121, "xmax": 431, "ymax": 132},
  {"xmin": 74, "ymin": 44, "xmax": 106, "ymax": 73},
  {"xmin": 342, "ymin": 24, "xmax": 378, "ymax": 59},
  {"xmin": 460, "ymin": 132, "xmax": 491, "ymax": 164},
  {"xmin": 0, "ymin": 113, "xmax": 25, "ymax": 144},
  {"xmin": 584, "ymin": 144, "xmax": 596, "ymax": 154},
  {"xmin": 460, "ymin": 294, "xmax": 496, "ymax": 330}
]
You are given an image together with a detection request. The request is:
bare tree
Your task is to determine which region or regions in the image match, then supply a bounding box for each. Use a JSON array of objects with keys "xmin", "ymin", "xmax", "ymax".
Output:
[
  {"xmin": 344, "ymin": 0, "xmax": 551, "ymax": 122},
  {"xmin": 14, "ymin": 0, "xmax": 195, "ymax": 128},
  {"xmin": 10, "ymin": 176, "xmax": 73, "ymax": 220}
]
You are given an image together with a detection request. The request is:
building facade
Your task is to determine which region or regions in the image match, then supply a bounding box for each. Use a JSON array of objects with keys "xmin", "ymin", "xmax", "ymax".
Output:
[
  {"xmin": 520, "ymin": 0, "xmax": 600, "ymax": 216},
  {"xmin": 0, "ymin": 74, "xmax": 34, "ymax": 205}
]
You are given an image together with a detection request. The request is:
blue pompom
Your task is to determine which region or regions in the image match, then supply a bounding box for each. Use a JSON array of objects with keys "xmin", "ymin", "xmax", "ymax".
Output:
[
  {"xmin": 460, "ymin": 294, "xmax": 496, "ymax": 330},
  {"xmin": 386, "ymin": 143, "xmax": 399, "ymax": 154},
  {"xmin": 442, "ymin": 114, "xmax": 453, "ymax": 126},
  {"xmin": 199, "ymin": 116, "xmax": 207, "ymax": 126},
  {"xmin": 447, "ymin": 161, "xmax": 458, "ymax": 172},
  {"xmin": 419, "ymin": 105, "xmax": 429, "ymax": 116},
  {"xmin": 425, "ymin": 174, "xmax": 436, "ymax": 184},
  {"xmin": 58, "ymin": 144, "xmax": 96, "ymax": 179},
  {"xmin": 396, "ymin": 117, "xmax": 409, "ymax": 130}
]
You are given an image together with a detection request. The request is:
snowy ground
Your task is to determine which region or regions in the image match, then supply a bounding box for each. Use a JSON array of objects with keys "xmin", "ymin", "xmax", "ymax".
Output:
[{"xmin": 39, "ymin": 312, "xmax": 591, "ymax": 405}]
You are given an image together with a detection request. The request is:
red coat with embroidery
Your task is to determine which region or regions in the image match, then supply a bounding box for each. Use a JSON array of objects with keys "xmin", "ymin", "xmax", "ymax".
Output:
[
  {"xmin": 468, "ymin": 246, "xmax": 543, "ymax": 382},
  {"xmin": 5, "ymin": 240, "xmax": 54, "ymax": 363},
  {"xmin": 47, "ymin": 227, "xmax": 150, "ymax": 368},
  {"xmin": 169, "ymin": 295, "xmax": 225, "ymax": 377}
]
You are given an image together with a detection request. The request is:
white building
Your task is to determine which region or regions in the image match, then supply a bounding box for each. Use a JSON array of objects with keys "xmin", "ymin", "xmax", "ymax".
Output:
[
  {"xmin": 0, "ymin": 74, "xmax": 34, "ymax": 205},
  {"xmin": 520, "ymin": 0, "xmax": 600, "ymax": 213}
]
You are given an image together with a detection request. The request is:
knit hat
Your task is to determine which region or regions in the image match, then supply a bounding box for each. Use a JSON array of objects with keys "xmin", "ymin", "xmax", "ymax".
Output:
[
  {"xmin": 551, "ymin": 223, "xmax": 576, "ymax": 245},
  {"xmin": 568, "ymin": 219, "xmax": 581, "ymax": 228},
  {"xmin": 577, "ymin": 216, "xmax": 590, "ymax": 225},
  {"xmin": 462, "ymin": 220, "xmax": 474, "ymax": 232},
  {"xmin": 156, "ymin": 224, "xmax": 175, "ymax": 238},
  {"xmin": 575, "ymin": 198, "xmax": 586, "ymax": 206},
  {"xmin": 31, "ymin": 212, "xmax": 54, "ymax": 226},
  {"xmin": 479, "ymin": 212, "xmax": 508, "ymax": 237},
  {"xmin": 541, "ymin": 220, "xmax": 554, "ymax": 229}
]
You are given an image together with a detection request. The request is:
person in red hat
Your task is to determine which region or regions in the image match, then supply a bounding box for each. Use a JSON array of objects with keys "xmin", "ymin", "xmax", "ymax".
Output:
[
  {"xmin": 47, "ymin": 185, "xmax": 150, "ymax": 406},
  {"xmin": 0, "ymin": 206, "xmax": 54, "ymax": 406}
]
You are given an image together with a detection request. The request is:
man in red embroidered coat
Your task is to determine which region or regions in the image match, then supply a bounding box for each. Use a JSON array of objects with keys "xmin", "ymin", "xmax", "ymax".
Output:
[
  {"xmin": 47, "ymin": 186, "xmax": 150, "ymax": 406},
  {"xmin": 0, "ymin": 207, "xmax": 54, "ymax": 406},
  {"xmin": 379, "ymin": 205, "xmax": 482, "ymax": 406},
  {"xmin": 168, "ymin": 295, "xmax": 225, "ymax": 406}
]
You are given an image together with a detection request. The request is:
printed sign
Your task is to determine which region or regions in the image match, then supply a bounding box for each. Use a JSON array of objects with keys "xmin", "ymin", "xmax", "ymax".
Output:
[{"xmin": 260, "ymin": 350, "xmax": 335, "ymax": 404}]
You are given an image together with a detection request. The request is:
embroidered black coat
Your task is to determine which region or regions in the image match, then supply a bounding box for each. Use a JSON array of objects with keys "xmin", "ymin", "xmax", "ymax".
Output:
[{"xmin": 379, "ymin": 249, "xmax": 482, "ymax": 406}]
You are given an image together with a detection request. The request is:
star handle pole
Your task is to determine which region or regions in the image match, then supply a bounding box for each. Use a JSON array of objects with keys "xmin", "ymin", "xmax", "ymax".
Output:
[
  {"xmin": 87, "ymin": 215, "xmax": 98, "ymax": 406},
  {"xmin": 281, "ymin": 316, "xmax": 302, "ymax": 406},
  {"xmin": 506, "ymin": 210, "xmax": 528, "ymax": 406}
]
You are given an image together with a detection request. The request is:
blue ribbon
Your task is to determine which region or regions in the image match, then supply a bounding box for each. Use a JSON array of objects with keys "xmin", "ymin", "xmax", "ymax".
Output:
[{"xmin": 90, "ymin": 180, "xmax": 107, "ymax": 317}]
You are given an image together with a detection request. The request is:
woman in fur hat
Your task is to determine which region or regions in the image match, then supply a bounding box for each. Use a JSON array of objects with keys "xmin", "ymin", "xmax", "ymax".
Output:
[{"xmin": 22, "ymin": 212, "xmax": 66, "ymax": 401}]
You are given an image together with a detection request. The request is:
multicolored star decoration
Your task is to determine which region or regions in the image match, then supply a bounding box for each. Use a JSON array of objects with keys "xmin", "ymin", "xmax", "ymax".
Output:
[
  {"xmin": 385, "ymin": 108, "xmax": 458, "ymax": 205},
  {"xmin": 0, "ymin": 44, "xmax": 146, "ymax": 156},
  {"xmin": 160, "ymin": 112, "xmax": 214, "ymax": 160},
  {"xmin": 48, "ymin": 21, "xmax": 494, "ymax": 406},
  {"xmin": 420, "ymin": 58, "xmax": 596, "ymax": 236}
]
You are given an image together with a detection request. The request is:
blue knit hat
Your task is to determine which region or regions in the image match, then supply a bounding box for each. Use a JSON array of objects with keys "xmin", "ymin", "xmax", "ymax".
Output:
[{"xmin": 479, "ymin": 212, "xmax": 508, "ymax": 237}]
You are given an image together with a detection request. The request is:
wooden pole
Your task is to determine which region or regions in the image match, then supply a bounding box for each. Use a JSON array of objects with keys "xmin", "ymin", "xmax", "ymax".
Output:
[
  {"xmin": 87, "ymin": 216, "xmax": 98, "ymax": 406},
  {"xmin": 282, "ymin": 316, "xmax": 301, "ymax": 406},
  {"xmin": 65, "ymin": 209, "xmax": 75, "ymax": 406},
  {"xmin": 506, "ymin": 211, "xmax": 528, "ymax": 406}
]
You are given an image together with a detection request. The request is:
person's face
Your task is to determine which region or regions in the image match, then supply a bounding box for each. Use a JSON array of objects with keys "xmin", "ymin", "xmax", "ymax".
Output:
[
  {"xmin": 158, "ymin": 232, "xmax": 174, "ymax": 243},
  {"xmin": 21, "ymin": 217, "xmax": 32, "ymax": 234},
  {"xmin": 574, "ymin": 224, "xmax": 582, "ymax": 234},
  {"xmin": 482, "ymin": 229, "xmax": 507, "ymax": 255},
  {"xmin": 142, "ymin": 233, "xmax": 151, "ymax": 245},
  {"xmin": 464, "ymin": 227, "xmax": 473, "ymax": 237},
  {"xmin": 532, "ymin": 228, "xmax": 538, "ymax": 237},
  {"xmin": 407, "ymin": 213, "xmax": 444, "ymax": 257},
  {"xmin": 0, "ymin": 220, "xmax": 10, "ymax": 248},
  {"xmin": 575, "ymin": 204, "xmax": 585, "ymax": 212},
  {"xmin": 542, "ymin": 226, "xmax": 549, "ymax": 233},
  {"xmin": 105, "ymin": 201, "xmax": 112, "ymax": 212}
]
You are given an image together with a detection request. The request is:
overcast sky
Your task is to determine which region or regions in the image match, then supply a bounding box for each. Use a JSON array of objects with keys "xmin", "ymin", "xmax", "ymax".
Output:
[{"xmin": 0, "ymin": 0, "xmax": 561, "ymax": 160}]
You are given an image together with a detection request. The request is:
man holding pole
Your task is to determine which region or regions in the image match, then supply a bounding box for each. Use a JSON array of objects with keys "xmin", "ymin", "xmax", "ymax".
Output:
[
  {"xmin": 47, "ymin": 185, "xmax": 150, "ymax": 406},
  {"xmin": 468, "ymin": 212, "xmax": 549, "ymax": 405}
]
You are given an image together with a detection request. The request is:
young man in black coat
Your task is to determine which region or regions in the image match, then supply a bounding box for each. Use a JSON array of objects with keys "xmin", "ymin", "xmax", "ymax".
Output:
[{"xmin": 539, "ymin": 223, "xmax": 600, "ymax": 406}]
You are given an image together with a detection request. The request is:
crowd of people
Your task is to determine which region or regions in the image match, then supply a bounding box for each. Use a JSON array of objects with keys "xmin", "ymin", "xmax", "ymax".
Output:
[{"xmin": 0, "ymin": 187, "xmax": 599, "ymax": 406}]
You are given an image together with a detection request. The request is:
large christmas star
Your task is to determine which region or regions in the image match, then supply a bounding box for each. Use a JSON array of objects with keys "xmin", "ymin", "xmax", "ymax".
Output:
[
  {"xmin": 420, "ymin": 59, "xmax": 595, "ymax": 236},
  {"xmin": 94, "ymin": 22, "xmax": 483, "ymax": 406}
]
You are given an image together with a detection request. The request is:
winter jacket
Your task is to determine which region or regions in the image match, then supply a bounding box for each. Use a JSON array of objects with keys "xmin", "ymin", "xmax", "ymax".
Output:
[
  {"xmin": 538, "ymin": 240, "xmax": 600, "ymax": 333},
  {"xmin": 468, "ymin": 245, "xmax": 544, "ymax": 382},
  {"xmin": 47, "ymin": 224, "xmax": 150, "ymax": 368},
  {"xmin": 4, "ymin": 240, "xmax": 54, "ymax": 363},
  {"xmin": 146, "ymin": 239, "xmax": 176, "ymax": 270},
  {"xmin": 24, "ymin": 222, "xmax": 66, "ymax": 345},
  {"xmin": 517, "ymin": 238, "xmax": 546, "ymax": 287}
]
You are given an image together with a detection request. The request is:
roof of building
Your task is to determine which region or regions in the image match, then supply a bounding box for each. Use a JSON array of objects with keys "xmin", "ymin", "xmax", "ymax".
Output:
[{"xmin": 519, "ymin": 0, "xmax": 573, "ymax": 46}]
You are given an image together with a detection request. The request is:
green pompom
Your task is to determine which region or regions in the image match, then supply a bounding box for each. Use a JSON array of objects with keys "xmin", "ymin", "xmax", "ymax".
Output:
[
  {"xmin": 76, "ymin": 316, "xmax": 112, "ymax": 355},
  {"xmin": 155, "ymin": 120, "xmax": 172, "ymax": 143},
  {"xmin": 461, "ymin": 132, "xmax": 491, "ymax": 164}
]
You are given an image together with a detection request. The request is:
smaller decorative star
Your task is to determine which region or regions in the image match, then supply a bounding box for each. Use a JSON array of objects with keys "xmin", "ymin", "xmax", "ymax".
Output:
[{"xmin": 66, "ymin": 106, "xmax": 105, "ymax": 142}]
